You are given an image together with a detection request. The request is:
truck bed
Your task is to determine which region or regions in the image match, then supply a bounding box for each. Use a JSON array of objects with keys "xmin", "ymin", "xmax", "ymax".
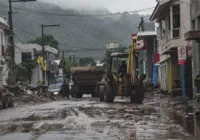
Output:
[{"xmin": 71, "ymin": 66, "xmax": 104, "ymax": 85}]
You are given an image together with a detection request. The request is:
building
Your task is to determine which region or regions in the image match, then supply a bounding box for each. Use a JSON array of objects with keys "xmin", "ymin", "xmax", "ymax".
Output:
[
  {"xmin": 0, "ymin": 17, "xmax": 9, "ymax": 87},
  {"xmin": 15, "ymin": 43, "xmax": 58, "ymax": 85},
  {"xmin": 184, "ymin": 0, "xmax": 200, "ymax": 97},
  {"xmin": 136, "ymin": 31, "xmax": 157, "ymax": 86},
  {"xmin": 150, "ymin": 0, "xmax": 192, "ymax": 96},
  {"xmin": 106, "ymin": 42, "xmax": 119, "ymax": 50}
]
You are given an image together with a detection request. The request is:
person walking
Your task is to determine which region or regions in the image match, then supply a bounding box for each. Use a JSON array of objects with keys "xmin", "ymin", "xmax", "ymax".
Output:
[{"xmin": 195, "ymin": 70, "xmax": 200, "ymax": 100}]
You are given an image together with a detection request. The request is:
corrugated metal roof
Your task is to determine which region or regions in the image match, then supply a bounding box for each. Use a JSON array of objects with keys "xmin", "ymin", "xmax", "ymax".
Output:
[
  {"xmin": 150, "ymin": 0, "xmax": 171, "ymax": 21},
  {"xmin": 0, "ymin": 17, "xmax": 9, "ymax": 29},
  {"xmin": 15, "ymin": 43, "xmax": 58, "ymax": 55}
]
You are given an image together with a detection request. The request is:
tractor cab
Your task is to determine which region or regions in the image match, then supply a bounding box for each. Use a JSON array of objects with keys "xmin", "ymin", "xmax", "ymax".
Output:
[{"xmin": 109, "ymin": 52, "xmax": 128, "ymax": 84}]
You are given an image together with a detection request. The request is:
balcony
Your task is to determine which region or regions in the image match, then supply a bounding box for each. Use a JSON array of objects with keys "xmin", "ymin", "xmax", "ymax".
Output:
[
  {"xmin": 184, "ymin": 30, "xmax": 200, "ymax": 40},
  {"xmin": 159, "ymin": 28, "xmax": 185, "ymax": 55}
]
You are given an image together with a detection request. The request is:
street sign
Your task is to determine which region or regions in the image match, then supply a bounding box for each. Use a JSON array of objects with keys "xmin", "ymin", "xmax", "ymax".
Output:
[
  {"xmin": 136, "ymin": 40, "xmax": 146, "ymax": 50},
  {"xmin": 177, "ymin": 46, "xmax": 187, "ymax": 65}
]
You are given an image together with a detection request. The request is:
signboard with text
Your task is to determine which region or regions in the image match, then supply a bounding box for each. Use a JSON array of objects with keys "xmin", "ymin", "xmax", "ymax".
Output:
[
  {"xmin": 177, "ymin": 46, "xmax": 187, "ymax": 65},
  {"xmin": 136, "ymin": 40, "xmax": 146, "ymax": 50}
]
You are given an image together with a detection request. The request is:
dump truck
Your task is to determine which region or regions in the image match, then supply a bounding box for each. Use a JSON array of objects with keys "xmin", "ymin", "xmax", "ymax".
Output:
[
  {"xmin": 96, "ymin": 34, "xmax": 146, "ymax": 103},
  {"xmin": 70, "ymin": 66, "xmax": 104, "ymax": 98}
]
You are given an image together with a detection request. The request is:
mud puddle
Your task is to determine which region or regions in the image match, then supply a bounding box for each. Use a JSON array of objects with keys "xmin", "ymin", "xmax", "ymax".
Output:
[
  {"xmin": 168, "ymin": 104, "xmax": 200, "ymax": 137},
  {"xmin": 0, "ymin": 97, "xmax": 199, "ymax": 140}
]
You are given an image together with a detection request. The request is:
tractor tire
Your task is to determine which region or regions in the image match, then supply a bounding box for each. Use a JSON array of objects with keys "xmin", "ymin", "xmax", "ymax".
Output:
[
  {"xmin": 130, "ymin": 85, "xmax": 144, "ymax": 104},
  {"xmin": 7, "ymin": 96, "xmax": 14, "ymax": 108},
  {"xmin": 91, "ymin": 92, "xmax": 96, "ymax": 98},
  {"xmin": 72, "ymin": 87, "xmax": 82, "ymax": 98},
  {"xmin": 99, "ymin": 92, "xmax": 104, "ymax": 102},
  {"xmin": 71, "ymin": 91, "xmax": 75, "ymax": 98},
  {"xmin": 105, "ymin": 84, "xmax": 115, "ymax": 103},
  {"xmin": 2, "ymin": 97, "xmax": 8, "ymax": 109},
  {"xmin": 75, "ymin": 92, "xmax": 83, "ymax": 98},
  {"xmin": 98, "ymin": 85, "xmax": 105, "ymax": 102}
]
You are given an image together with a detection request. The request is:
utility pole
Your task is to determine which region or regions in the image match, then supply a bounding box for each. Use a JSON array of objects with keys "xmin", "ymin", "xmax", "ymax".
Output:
[
  {"xmin": 41, "ymin": 24, "xmax": 60, "ymax": 85},
  {"xmin": 62, "ymin": 50, "xmax": 65, "ymax": 75},
  {"xmin": 8, "ymin": 0, "xmax": 36, "ymax": 85},
  {"xmin": 8, "ymin": 0, "xmax": 14, "ymax": 85}
]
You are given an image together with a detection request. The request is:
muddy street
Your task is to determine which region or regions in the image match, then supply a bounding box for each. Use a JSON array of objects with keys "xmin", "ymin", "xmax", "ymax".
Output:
[{"xmin": 0, "ymin": 96, "xmax": 199, "ymax": 140}]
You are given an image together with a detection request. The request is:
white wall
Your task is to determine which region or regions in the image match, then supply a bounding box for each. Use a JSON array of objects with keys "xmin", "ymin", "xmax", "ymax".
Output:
[
  {"xmin": 158, "ymin": 0, "xmax": 191, "ymax": 55},
  {"xmin": 0, "ymin": 22, "xmax": 8, "ymax": 86},
  {"xmin": 159, "ymin": 61, "xmax": 168, "ymax": 91},
  {"xmin": 31, "ymin": 65, "xmax": 42, "ymax": 84},
  {"xmin": 180, "ymin": 0, "xmax": 191, "ymax": 40}
]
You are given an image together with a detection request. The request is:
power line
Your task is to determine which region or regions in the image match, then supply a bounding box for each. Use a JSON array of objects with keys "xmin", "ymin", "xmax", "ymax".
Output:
[
  {"xmin": 18, "ymin": 2, "xmax": 25, "ymax": 9},
  {"xmin": 0, "ymin": 3, "xmax": 155, "ymax": 17},
  {"xmin": 14, "ymin": 26, "xmax": 109, "ymax": 51},
  {"xmin": 14, "ymin": 25, "xmax": 126, "ymax": 53}
]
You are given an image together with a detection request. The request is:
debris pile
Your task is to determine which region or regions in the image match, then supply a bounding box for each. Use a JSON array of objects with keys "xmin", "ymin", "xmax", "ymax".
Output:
[{"xmin": 0, "ymin": 82, "xmax": 66, "ymax": 108}]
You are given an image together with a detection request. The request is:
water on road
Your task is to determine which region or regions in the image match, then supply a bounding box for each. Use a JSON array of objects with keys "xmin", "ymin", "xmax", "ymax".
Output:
[{"xmin": 0, "ymin": 96, "xmax": 199, "ymax": 140}]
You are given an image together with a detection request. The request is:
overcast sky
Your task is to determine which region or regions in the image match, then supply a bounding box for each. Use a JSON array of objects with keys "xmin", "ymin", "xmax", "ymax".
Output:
[{"xmin": 40, "ymin": 0, "xmax": 157, "ymax": 14}]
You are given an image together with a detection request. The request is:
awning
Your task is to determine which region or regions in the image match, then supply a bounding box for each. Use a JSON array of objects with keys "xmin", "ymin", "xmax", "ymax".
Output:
[
  {"xmin": 137, "ymin": 31, "xmax": 157, "ymax": 37},
  {"xmin": 184, "ymin": 31, "xmax": 200, "ymax": 40},
  {"xmin": 150, "ymin": 0, "xmax": 171, "ymax": 21},
  {"xmin": 163, "ymin": 47, "xmax": 177, "ymax": 55}
]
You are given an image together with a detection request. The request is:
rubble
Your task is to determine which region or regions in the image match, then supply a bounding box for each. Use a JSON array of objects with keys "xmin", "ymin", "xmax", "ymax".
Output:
[{"xmin": 0, "ymin": 82, "xmax": 66, "ymax": 108}]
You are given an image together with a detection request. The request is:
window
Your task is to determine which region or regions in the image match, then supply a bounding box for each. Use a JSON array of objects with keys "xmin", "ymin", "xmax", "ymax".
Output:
[
  {"xmin": 161, "ymin": 18, "xmax": 166, "ymax": 39},
  {"xmin": 22, "ymin": 52, "xmax": 32, "ymax": 62},
  {"xmin": 198, "ymin": 16, "xmax": 200, "ymax": 30},
  {"xmin": 172, "ymin": 4, "xmax": 180, "ymax": 38},
  {"xmin": 1, "ymin": 32, "xmax": 3, "ymax": 46},
  {"xmin": 1, "ymin": 32, "xmax": 4, "ymax": 56},
  {"xmin": 111, "ymin": 56, "xmax": 128, "ymax": 74},
  {"xmin": 1, "ymin": 45, "xmax": 4, "ymax": 56},
  {"xmin": 192, "ymin": 20, "xmax": 195, "ymax": 31},
  {"xmin": 166, "ymin": 11, "xmax": 171, "ymax": 31}
]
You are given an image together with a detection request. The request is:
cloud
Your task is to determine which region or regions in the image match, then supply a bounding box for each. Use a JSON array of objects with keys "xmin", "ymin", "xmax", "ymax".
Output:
[{"xmin": 39, "ymin": 0, "xmax": 157, "ymax": 13}]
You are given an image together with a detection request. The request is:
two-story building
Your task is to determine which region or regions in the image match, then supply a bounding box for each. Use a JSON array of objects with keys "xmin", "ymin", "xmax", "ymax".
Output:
[
  {"xmin": 185, "ymin": 0, "xmax": 200, "ymax": 97},
  {"xmin": 150, "ymin": 0, "xmax": 192, "ymax": 96},
  {"xmin": 136, "ymin": 31, "xmax": 157, "ymax": 86},
  {"xmin": 0, "ymin": 17, "xmax": 9, "ymax": 87},
  {"xmin": 15, "ymin": 43, "xmax": 58, "ymax": 85}
]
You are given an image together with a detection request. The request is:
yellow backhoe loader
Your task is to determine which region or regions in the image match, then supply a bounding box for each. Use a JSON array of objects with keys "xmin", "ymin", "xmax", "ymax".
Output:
[{"xmin": 96, "ymin": 34, "xmax": 146, "ymax": 103}]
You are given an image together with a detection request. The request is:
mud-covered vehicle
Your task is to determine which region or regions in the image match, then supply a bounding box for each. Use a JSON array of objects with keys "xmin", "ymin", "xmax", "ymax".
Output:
[
  {"xmin": 96, "ymin": 52, "xmax": 146, "ymax": 103},
  {"xmin": 70, "ymin": 66, "xmax": 104, "ymax": 98}
]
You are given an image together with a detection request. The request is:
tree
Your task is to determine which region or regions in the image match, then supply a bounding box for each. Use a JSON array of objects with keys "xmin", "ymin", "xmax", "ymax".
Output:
[
  {"xmin": 79, "ymin": 58, "xmax": 96, "ymax": 67},
  {"xmin": 28, "ymin": 34, "xmax": 59, "ymax": 56}
]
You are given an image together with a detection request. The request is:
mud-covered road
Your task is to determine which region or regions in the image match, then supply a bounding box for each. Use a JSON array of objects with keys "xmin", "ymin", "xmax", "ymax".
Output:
[{"xmin": 0, "ymin": 95, "xmax": 199, "ymax": 140}]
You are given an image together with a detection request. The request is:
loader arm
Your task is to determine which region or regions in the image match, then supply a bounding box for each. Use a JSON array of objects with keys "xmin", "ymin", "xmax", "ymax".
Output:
[{"xmin": 127, "ymin": 34, "xmax": 137, "ymax": 83}]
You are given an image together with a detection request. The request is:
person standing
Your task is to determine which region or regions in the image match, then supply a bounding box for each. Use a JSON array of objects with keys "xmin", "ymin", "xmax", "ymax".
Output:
[{"xmin": 195, "ymin": 70, "xmax": 200, "ymax": 95}]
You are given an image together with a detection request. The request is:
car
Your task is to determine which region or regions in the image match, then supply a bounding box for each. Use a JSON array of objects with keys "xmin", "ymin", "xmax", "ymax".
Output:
[{"xmin": 48, "ymin": 83, "xmax": 70, "ymax": 97}]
